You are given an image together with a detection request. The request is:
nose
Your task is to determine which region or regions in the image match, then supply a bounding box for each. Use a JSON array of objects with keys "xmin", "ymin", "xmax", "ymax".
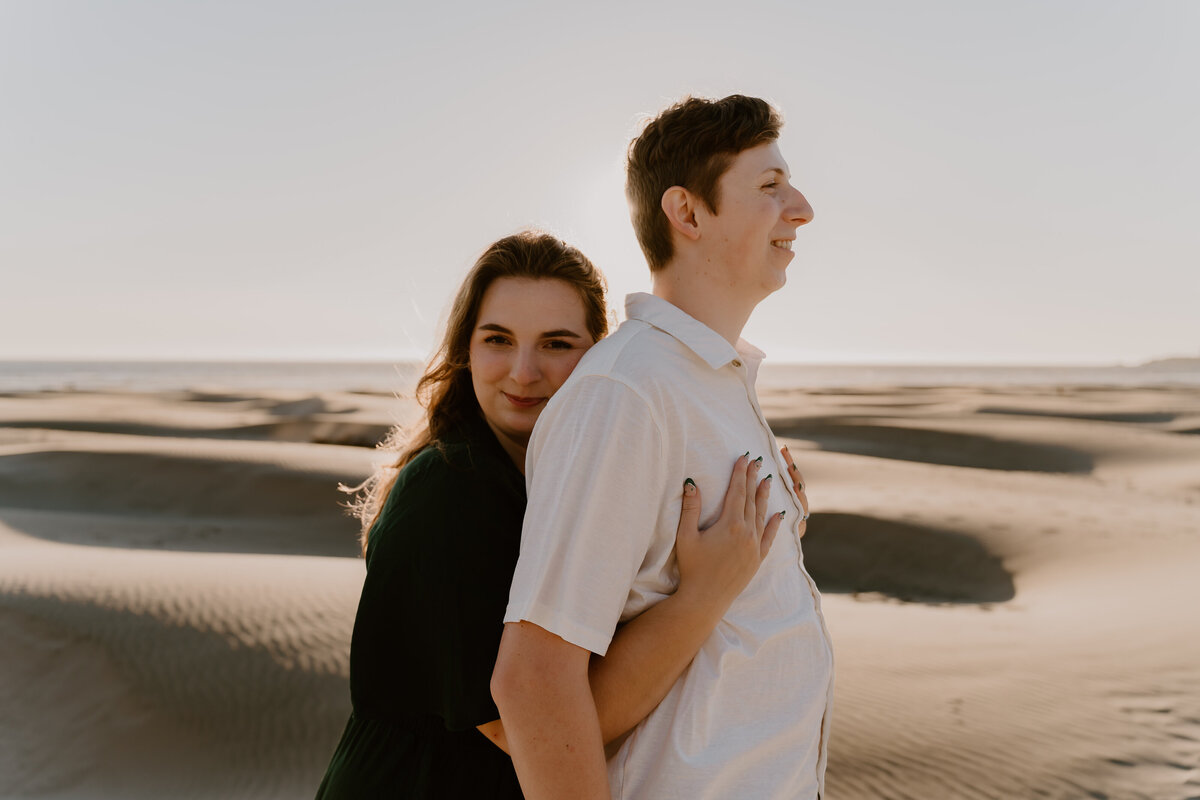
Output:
[
  {"xmin": 786, "ymin": 186, "xmax": 814, "ymax": 227},
  {"xmin": 510, "ymin": 346, "xmax": 542, "ymax": 386}
]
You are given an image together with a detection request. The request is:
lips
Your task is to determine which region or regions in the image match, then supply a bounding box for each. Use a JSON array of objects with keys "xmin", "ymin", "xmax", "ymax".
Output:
[{"xmin": 503, "ymin": 392, "xmax": 546, "ymax": 409}]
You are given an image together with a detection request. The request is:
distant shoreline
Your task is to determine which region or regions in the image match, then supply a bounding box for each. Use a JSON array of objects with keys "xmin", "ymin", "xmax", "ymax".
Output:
[
  {"xmin": 1137, "ymin": 356, "xmax": 1200, "ymax": 370},
  {"xmin": 2, "ymin": 356, "xmax": 1194, "ymax": 367},
  {"xmin": 3, "ymin": 359, "xmax": 1200, "ymax": 394}
]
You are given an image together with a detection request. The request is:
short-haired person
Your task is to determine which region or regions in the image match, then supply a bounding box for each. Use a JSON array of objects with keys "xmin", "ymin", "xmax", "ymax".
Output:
[{"xmin": 492, "ymin": 96, "xmax": 833, "ymax": 799}]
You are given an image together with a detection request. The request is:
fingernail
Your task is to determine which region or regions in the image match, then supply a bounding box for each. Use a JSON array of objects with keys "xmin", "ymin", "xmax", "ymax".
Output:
[
  {"xmin": 779, "ymin": 510, "xmax": 786, "ymax": 518},
  {"xmin": 765, "ymin": 474, "xmax": 772, "ymax": 481},
  {"xmin": 754, "ymin": 456, "xmax": 763, "ymax": 466},
  {"xmin": 684, "ymin": 477, "xmax": 696, "ymax": 493},
  {"xmin": 742, "ymin": 451, "xmax": 750, "ymax": 458},
  {"xmin": 798, "ymin": 483, "xmax": 804, "ymax": 492}
]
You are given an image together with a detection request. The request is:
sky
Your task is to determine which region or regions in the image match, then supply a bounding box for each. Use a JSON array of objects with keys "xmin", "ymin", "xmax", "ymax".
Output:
[{"xmin": 2, "ymin": 0, "xmax": 1197, "ymax": 365}]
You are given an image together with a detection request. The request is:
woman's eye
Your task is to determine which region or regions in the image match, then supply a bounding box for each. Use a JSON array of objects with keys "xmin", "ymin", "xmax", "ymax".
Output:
[
  {"xmin": 763, "ymin": 181, "xmax": 778, "ymax": 189},
  {"xmin": 545, "ymin": 340, "xmax": 574, "ymax": 350},
  {"xmin": 483, "ymin": 335, "xmax": 511, "ymax": 345}
]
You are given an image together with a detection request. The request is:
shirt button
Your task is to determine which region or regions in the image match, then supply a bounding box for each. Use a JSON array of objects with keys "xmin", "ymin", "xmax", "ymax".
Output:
[{"xmin": 732, "ymin": 359, "xmax": 743, "ymax": 368}]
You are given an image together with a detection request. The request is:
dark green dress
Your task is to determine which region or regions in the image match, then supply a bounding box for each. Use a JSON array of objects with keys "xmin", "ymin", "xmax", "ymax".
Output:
[{"xmin": 316, "ymin": 413, "xmax": 526, "ymax": 799}]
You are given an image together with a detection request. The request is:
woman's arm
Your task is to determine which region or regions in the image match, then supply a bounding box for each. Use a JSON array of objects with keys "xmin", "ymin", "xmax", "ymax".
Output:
[{"xmin": 480, "ymin": 453, "xmax": 782, "ymax": 752}]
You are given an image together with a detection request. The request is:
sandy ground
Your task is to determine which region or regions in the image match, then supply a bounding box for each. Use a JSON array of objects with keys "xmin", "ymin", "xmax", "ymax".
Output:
[{"xmin": 1, "ymin": 384, "xmax": 1198, "ymax": 799}]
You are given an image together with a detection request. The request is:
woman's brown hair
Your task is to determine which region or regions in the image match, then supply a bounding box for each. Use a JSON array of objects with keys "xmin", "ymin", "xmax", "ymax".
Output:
[{"xmin": 346, "ymin": 230, "xmax": 608, "ymax": 555}]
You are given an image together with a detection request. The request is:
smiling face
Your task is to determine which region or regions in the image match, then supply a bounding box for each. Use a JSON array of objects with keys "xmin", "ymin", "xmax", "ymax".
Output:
[
  {"xmin": 699, "ymin": 141, "xmax": 813, "ymax": 300},
  {"xmin": 468, "ymin": 276, "xmax": 594, "ymax": 465}
]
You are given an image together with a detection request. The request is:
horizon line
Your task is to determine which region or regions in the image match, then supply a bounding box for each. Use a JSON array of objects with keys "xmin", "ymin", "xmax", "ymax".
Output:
[{"xmin": 3, "ymin": 355, "xmax": 1196, "ymax": 369}]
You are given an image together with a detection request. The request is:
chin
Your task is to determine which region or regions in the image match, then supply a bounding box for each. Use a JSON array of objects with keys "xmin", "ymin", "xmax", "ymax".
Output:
[
  {"xmin": 501, "ymin": 415, "xmax": 537, "ymax": 441},
  {"xmin": 763, "ymin": 271, "xmax": 788, "ymax": 294}
]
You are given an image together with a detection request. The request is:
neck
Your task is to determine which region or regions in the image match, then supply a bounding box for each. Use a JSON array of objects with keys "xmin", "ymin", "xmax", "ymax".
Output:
[
  {"xmin": 651, "ymin": 256, "xmax": 758, "ymax": 346},
  {"xmin": 485, "ymin": 419, "xmax": 527, "ymax": 474}
]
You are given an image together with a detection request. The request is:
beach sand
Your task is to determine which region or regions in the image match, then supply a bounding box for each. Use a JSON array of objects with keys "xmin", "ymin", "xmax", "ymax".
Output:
[{"xmin": 2, "ymin": 384, "xmax": 1198, "ymax": 799}]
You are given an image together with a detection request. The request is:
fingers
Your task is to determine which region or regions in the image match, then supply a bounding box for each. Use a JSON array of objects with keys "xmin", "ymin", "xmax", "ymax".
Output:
[
  {"xmin": 718, "ymin": 453, "xmax": 750, "ymax": 523},
  {"xmin": 743, "ymin": 455, "xmax": 763, "ymax": 522},
  {"xmin": 712, "ymin": 450, "xmax": 806, "ymax": 548},
  {"xmin": 792, "ymin": 466, "xmax": 809, "ymax": 519},
  {"xmin": 780, "ymin": 444, "xmax": 805, "ymax": 494},
  {"xmin": 754, "ymin": 468, "xmax": 771, "ymax": 531},
  {"xmin": 780, "ymin": 444, "xmax": 809, "ymax": 518},
  {"xmin": 761, "ymin": 509, "xmax": 784, "ymax": 558},
  {"xmin": 676, "ymin": 478, "xmax": 702, "ymax": 538}
]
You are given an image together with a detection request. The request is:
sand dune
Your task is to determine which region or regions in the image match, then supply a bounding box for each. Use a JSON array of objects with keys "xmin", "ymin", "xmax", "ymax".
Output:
[
  {"xmin": 2, "ymin": 384, "xmax": 1198, "ymax": 798},
  {"xmin": 766, "ymin": 385, "xmax": 1200, "ymax": 799},
  {"xmin": 0, "ymin": 390, "xmax": 404, "ymax": 448},
  {"xmin": 0, "ymin": 530, "xmax": 361, "ymax": 799}
]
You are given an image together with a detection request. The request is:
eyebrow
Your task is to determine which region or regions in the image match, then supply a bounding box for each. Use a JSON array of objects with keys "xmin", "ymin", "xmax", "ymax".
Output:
[
  {"xmin": 761, "ymin": 167, "xmax": 792, "ymax": 180},
  {"xmin": 478, "ymin": 323, "xmax": 583, "ymax": 339}
]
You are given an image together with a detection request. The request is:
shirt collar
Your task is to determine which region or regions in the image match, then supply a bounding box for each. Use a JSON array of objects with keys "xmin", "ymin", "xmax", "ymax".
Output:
[{"xmin": 624, "ymin": 293, "xmax": 765, "ymax": 371}]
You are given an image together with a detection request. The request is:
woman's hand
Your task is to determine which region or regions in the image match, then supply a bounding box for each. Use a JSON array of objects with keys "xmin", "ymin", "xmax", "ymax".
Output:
[
  {"xmin": 780, "ymin": 444, "xmax": 810, "ymax": 538},
  {"xmin": 570, "ymin": 454, "xmax": 787, "ymax": 751},
  {"xmin": 673, "ymin": 453, "xmax": 784, "ymax": 610}
]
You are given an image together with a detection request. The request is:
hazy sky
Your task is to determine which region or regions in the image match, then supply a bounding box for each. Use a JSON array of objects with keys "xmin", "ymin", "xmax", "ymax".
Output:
[{"xmin": 3, "ymin": 1, "xmax": 1197, "ymax": 364}]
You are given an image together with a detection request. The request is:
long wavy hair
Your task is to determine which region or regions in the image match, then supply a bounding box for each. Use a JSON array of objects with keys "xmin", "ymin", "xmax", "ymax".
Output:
[{"xmin": 346, "ymin": 230, "xmax": 608, "ymax": 555}]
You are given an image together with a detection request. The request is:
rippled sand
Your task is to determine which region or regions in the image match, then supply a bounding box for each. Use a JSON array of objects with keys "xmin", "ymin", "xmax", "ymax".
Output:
[{"xmin": 2, "ymin": 384, "xmax": 1198, "ymax": 798}]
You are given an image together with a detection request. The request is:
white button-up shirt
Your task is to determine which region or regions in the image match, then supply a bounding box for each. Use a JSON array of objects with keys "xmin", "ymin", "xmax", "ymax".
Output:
[{"xmin": 506, "ymin": 293, "xmax": 834, "ymax": 800}]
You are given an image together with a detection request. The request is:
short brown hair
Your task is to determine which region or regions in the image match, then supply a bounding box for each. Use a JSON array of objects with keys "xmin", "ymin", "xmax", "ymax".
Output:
[{"xmin": 626, "ymin": 95, "xmax": 783, "ymax": 272}]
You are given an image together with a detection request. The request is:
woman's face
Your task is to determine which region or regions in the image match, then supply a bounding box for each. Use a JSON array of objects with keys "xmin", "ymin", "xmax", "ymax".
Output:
[{"xmin": 468, "ymin": 277, "xmax": 595, "ymax": 462}]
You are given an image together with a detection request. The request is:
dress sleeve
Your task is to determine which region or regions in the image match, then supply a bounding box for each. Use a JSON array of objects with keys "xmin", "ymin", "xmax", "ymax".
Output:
[
  {"xmin": 504, "ymin": 374, "xmax": 670, "ymax": 656},
  {"xmin": 355, "ymin": 447, "xmax": 524, "ymax": 731}
]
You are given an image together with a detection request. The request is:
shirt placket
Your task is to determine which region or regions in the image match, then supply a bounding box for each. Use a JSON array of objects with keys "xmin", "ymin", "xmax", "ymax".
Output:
[
  {"xmin": 734, "ymin": 356, "xmax": 837, "ymax": 797},
  {"xmin": 732, "ymin": 359, "xmax": 805, "ymax": 547}
]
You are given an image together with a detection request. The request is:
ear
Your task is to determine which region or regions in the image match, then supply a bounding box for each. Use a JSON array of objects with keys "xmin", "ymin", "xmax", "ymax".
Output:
[{"xmin": 661, "ymin": 186, "xmax": 701, "ymax": 242}]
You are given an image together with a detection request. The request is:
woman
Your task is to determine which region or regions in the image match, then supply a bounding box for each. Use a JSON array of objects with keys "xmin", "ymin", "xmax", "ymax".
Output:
[{"xmin": 315, "ymin": 231, "xmax": 785, "ymax": 798}]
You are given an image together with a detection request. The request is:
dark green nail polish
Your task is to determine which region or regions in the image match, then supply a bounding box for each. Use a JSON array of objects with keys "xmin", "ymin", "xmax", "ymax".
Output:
[
  {"xmin": 743, "ymin": 451, "xmax": 750, "ymax": 458},
  {"xmin": 684, "ymin": 478, "xmax": 696, "ymax": 489},
  {"xmin": 754, "ymin": 456, "xmax": 763, "ymax": 466},
  {"xmin": 765, "ymin": 474, "xmax": 772, "ymax": 480},
  {"xmin": 780, "ymin": 510, "xmax": 786, "ymax": 518}
]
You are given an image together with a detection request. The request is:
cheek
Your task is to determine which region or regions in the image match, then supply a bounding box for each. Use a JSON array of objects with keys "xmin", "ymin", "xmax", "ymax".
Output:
[
  {"xmin": 468, "ymin": 349, "xmax": 508, "ymax": 390},
  {"xmin": 544, "ymin": 352, "xmax": 588, "ymax": 394}
]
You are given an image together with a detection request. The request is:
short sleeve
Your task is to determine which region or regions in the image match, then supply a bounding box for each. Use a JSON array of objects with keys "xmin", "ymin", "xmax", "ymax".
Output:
[
  {"xmin": 352, "ymin": 445, "xmax": 525, "ymax": 731},
  {"xmin": 504, "ymin": 375, "xmax": 669, "ymax": 656}
]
